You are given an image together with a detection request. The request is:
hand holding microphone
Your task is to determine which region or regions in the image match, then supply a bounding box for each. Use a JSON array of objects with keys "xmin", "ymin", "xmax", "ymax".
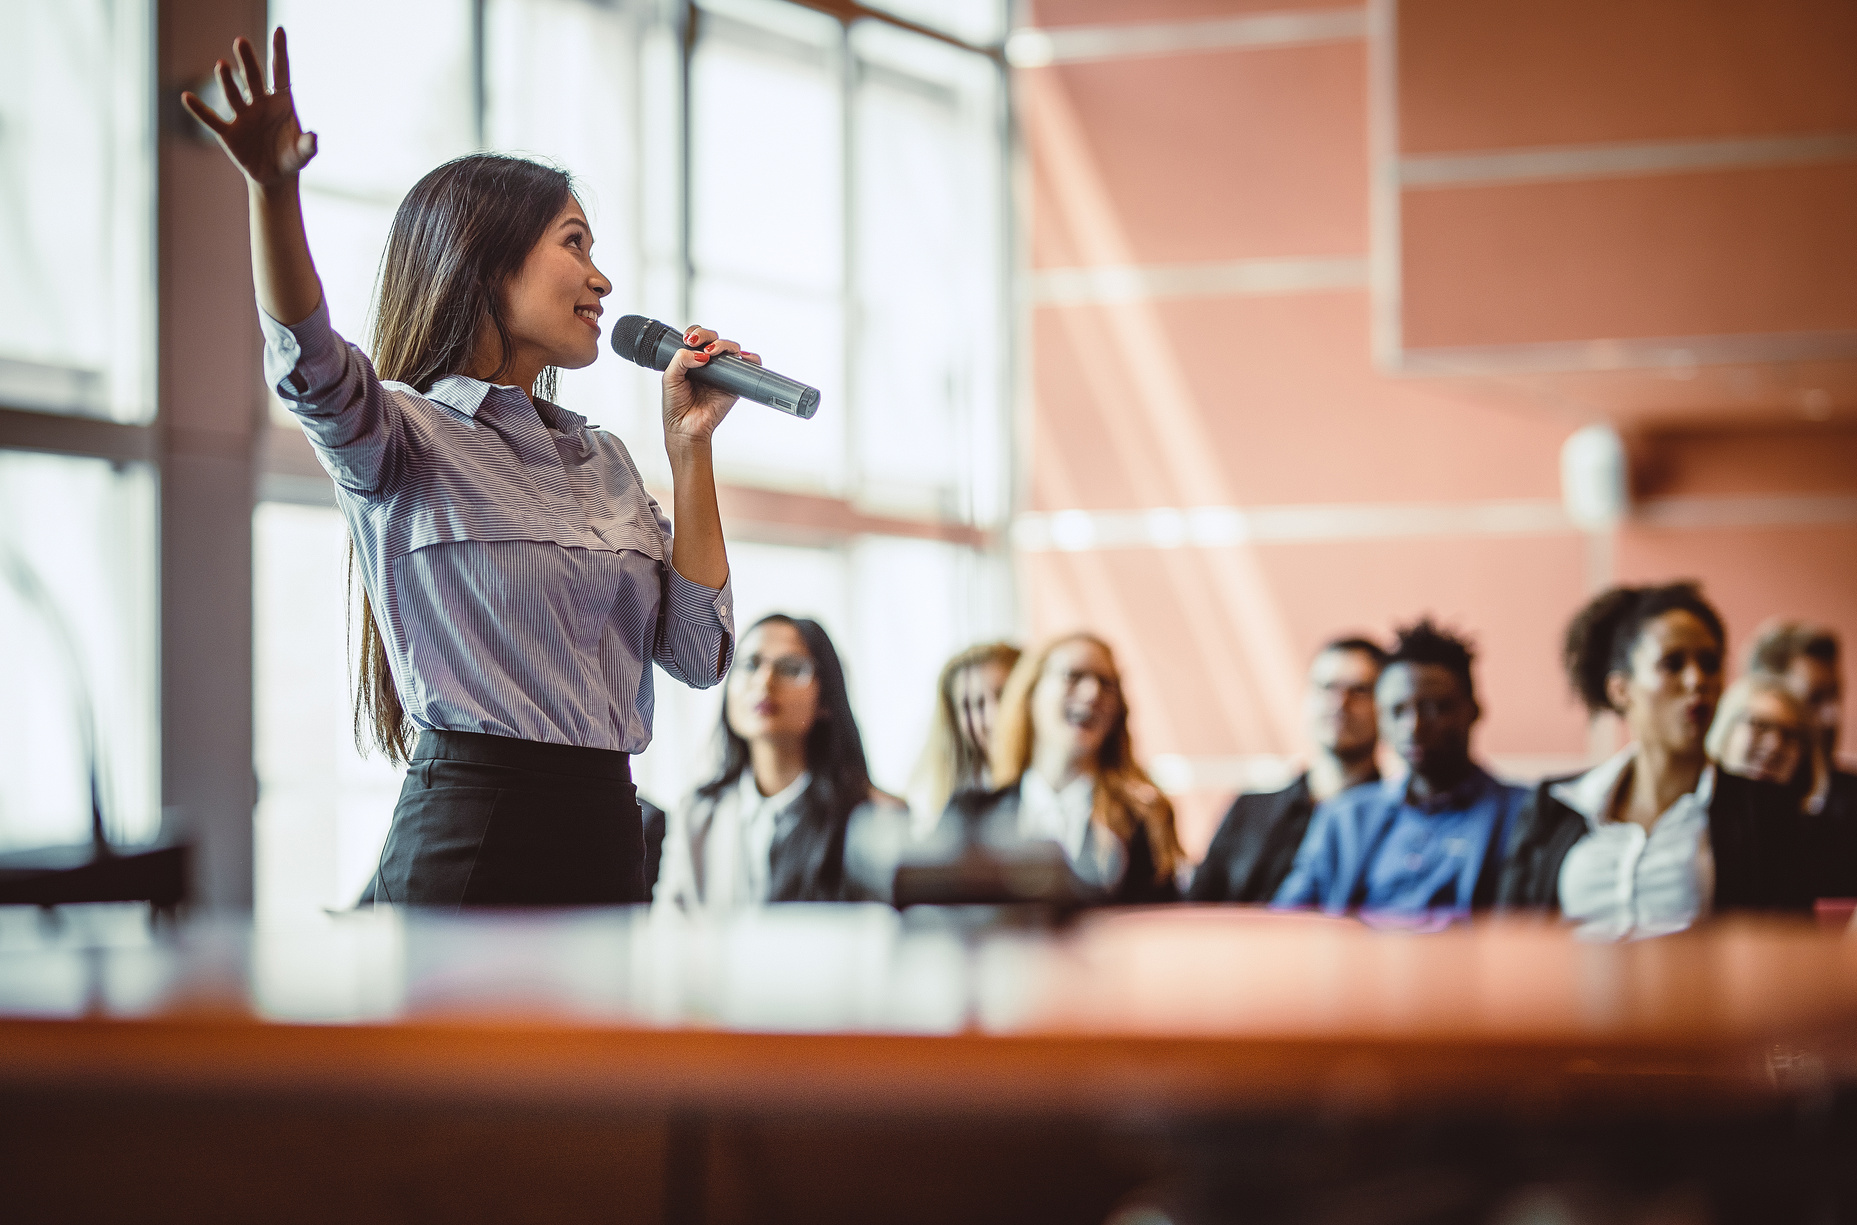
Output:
[{"xmin": 612, "ymin": 315, "xmax": 821, "ymax": 424}]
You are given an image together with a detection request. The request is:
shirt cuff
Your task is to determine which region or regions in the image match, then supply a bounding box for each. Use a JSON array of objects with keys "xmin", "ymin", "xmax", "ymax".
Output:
[
  {"xmin": 259, "ymin": 297, "xmax": 344, "ymax": 404},
  {"xmin": 666, "ymin": 568, "xmax": 734, "ymax": 641}
]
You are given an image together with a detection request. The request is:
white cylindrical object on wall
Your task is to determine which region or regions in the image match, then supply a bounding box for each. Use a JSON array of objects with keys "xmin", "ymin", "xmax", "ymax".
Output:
[{"xmin": 1560, "ymin": 424, "xmax": 1630, "ymax": 531}]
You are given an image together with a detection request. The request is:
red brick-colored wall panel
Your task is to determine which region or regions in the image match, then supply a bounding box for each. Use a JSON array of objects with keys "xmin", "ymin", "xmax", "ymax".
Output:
[
  {"xmin": 1024, "ymin": 42, "xmax": 1368, "ymax": 268},
  {"xmin": 1021, "ymin": 535, "xmax": 1591, "ymax": 761},
  {"xmin": 1030, "ymin": 292, "xmax": 1565, "ymax": 512},
  {"xmin": 1400, "ymin": 164, "xmax": 1857, "ymax": 349},
  {"xmin": 1027, "ymin": 0, "xmax": 1358, "ymax": 30},
  {"xmin": 1637, "ymin": 427, "xmax": 1857, "ymax": 498},
  {"xmin": 1247, "ymin": 535, "xmax": 1592, "ymax": 759},
  {"xmin": 1398, "ymin": 0, "xmax": 1857, "ymax": 154}
]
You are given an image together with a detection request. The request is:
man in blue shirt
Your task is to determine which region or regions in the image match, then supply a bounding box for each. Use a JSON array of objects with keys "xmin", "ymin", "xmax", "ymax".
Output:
[{"xmin": 1273, "ymin": 618, "xmax": 1528, "ymax": 914}]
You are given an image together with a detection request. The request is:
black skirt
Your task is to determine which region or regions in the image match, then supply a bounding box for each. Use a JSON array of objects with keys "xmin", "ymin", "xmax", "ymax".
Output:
[{"xmin": 367, "ymin": 729, "xmax": 646, "ymax": 907}]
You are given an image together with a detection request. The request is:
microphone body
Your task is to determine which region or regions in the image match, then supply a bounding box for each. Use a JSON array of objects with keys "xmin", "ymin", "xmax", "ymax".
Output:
[{"xmin": 610, "ymin": 315, "xmax": 820, "ymax": 420}]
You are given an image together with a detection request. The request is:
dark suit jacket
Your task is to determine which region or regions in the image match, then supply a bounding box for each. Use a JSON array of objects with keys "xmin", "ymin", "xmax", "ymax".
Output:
[
  {"xmin": 1497, "ymin": 767, "xmax": 1812, "ymax": 913},
  {"xmin": 944, "ymin": 782, "xmax": 1180, "ymax": 905},
  {"xmin": 1188, "ymin": 773, "xmax": 1344, "ymax": 903},
  {"xmin": 1805, "ymin": 769, "xmax": 1857, "ymax": 899}
]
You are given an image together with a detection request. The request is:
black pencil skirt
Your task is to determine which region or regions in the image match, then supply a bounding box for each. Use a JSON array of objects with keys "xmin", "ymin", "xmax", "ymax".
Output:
[{"xmin": 367, "ymin": 729, "xmax": 646, "ymax": 907}]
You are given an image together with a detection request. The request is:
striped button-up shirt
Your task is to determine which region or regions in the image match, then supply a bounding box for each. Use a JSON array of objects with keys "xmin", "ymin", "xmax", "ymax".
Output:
[{"xmin": 262, "ymin": 300, "xmax": 734, "ymax": 754}]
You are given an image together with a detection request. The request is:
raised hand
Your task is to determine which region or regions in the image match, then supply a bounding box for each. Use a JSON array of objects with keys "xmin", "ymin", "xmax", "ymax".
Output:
[
  {"xmin": 662, "ymin": 326, "xmax": 760, "ymax": 447},
  {"xmin": 181, "ymin": 28, "xmax": 317, "ymax": 189}
]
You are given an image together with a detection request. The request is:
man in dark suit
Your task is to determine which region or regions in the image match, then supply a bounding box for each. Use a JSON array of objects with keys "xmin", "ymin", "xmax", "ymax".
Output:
[
  {"xmin": 1751, "ymin": 622, "xmax": 1857, "ymax": 897},
  {"xmin": 1188, "ymin": 637, "xmax": 1385, "ymax": 902}
]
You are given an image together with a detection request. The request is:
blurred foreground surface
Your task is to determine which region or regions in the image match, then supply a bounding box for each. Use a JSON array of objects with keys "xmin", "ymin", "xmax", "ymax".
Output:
[{"xmin": 2, "ymin": 904, "xmax": 1855, "ymax": 1224}]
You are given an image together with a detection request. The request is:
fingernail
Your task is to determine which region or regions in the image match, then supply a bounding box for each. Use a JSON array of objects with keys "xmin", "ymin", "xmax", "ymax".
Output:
[{"xmin": 693, "ymin": 352, "xmax": 709, "ymax": 362}]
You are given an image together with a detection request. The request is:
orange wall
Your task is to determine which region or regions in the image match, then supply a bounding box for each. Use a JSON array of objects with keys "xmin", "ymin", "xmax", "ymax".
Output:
[{"xmin": 1017, "ymin": 0, "xmax": 1857, "ymax": 856}]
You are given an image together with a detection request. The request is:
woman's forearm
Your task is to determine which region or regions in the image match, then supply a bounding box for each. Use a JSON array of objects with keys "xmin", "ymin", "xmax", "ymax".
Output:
[
  {"xmin": 249, "ymin": 179, "xmax": 324, "ymax": 325},
  {"xmin": 666, "ymin": 439, "xmax": 730, "ymax": 590}
]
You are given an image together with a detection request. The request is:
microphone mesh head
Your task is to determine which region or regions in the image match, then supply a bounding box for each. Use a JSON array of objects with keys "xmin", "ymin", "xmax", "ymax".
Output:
[{"xmin": 610, "ymin": 315, "xmax": 655, "ymax": 365}]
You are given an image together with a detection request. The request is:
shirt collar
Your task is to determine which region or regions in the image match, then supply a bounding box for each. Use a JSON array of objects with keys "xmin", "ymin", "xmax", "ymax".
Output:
[
  {"xmin": 1549, "ymin": 744, "xmax": 1716, "ymax": 831},
  {"xmin": 426, "ymin": 376, "xmax": 594, "ymax": 454},
  {"xmin": 739, "ymin": 768, "xmax": 811, "ymax": 815},
  {"xmin": 1387, "ymin": 762, "xmax": 1495, "ymax": 814}
]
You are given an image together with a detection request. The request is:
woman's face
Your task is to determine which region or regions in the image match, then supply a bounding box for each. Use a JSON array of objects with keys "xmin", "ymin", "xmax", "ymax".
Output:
[
  {"xmin": 725, "ymin": 622, "xmax": 821, "ymax": 747},
  {"xmin": 500, "ymin": 198, "xmax": 611, "ymax": 376},
  {"xmin": 952, "ymin": 660, "xmax": 1010, "ymax": 760},
  {"xmin": 1720, "ymin": 689, "xmax": 1807, "ymax": 785},
  {"xmin": 1609, "ymin": 610, "xmax": 1724, "ymax": 760},
  {"xmin": 1029, "ymin": 639, "xmax": 1123, "ymax": 768}
]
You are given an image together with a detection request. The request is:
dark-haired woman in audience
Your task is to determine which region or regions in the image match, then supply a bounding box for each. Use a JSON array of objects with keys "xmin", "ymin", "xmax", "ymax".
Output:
[
  {"xmin": 1499, "ymin": 583, "xmax": 1810, "ymax": 935},
  {"xmin": 907, "ymin": 642, "xmax": 1022, "ymax": 832},
  {"xmin": 656, "ymin": 615, "xmax": 908, "ymax": 909},
  {"xmin": 934, "ymin": 634, "xmax": 1183, "ymax": 903},
  {"xmin": 1708, "ymin": 673, "xmax": 1829, "ymax": 815}
]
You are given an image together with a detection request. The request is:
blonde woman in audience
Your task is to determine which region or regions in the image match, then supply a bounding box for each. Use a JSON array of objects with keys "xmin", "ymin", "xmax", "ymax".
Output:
[
  {"xmin": 1499, "ymin": 583, "xmax": 1811, "ymax": 934},
  {"xmin": 1707, "ymin": 673, "xmax": 1829, "ymax": 814},
  {"xmin": 906, "ymin": 642, "xmax": 1021, "ymax": 833},
  {"xmin": 930, "ymin": 634, "xmax": 1183, "ymax": 903},
  {"xmin": 656, "ymin": 614, "xmax": 907, "ymax": 910}
]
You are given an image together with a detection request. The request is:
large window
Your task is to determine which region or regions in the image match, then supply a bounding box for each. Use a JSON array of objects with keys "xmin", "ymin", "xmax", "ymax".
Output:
[
  {"xmin": 252, "ymin": 0, "xmax": 1011, "ymax": 918},
  {"xmin": 0, "ymin": 0, "xmax": 155, "ymax": 422},
  {"xmin": 0, "ymin": 0, "xmax": 160, "ymax": 859}
]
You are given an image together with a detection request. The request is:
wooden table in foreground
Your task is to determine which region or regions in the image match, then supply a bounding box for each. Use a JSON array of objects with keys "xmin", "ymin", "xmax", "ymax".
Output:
[{"xmin": 3, "ymin": 905, "xmax": 1855, "ymax": 1225}]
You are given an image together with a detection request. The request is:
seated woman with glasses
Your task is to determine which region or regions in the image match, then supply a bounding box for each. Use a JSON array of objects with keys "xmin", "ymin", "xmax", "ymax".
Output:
[
  {"xmin": 655, "ymin": 614, "xmax": 907, "ymax": 909},
  {"xmin": 929, "ymin": 634, "xmax": 1184, "ymax": 904},
  {"xmin": 1707, "ymin": 673, "xmax": 1830, "ymax": 816}
]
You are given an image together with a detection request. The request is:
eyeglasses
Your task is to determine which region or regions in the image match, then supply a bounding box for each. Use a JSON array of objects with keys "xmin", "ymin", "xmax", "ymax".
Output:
[
  {"xmin": 734, "ymin": 652, "xmax": 817, "ymax": 687},
  {"xmin": 1051, "ymin": 668, "xmax": 1119, "ymax": 696}
]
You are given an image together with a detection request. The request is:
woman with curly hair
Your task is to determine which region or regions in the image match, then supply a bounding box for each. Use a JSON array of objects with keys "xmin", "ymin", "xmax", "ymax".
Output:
[{"xmin": 1498, "ymin": 583, "xmax": 1810, "ymax": 934}]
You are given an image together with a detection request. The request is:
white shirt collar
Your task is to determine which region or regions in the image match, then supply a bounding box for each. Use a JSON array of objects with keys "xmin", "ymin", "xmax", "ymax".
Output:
[
  {"xmin": 739, "ymin": 767, "xmax": 811, "ymax": 815},
  {"xmin": 1550, "ymin": 744, "xmax": 1715, "ymax": 831}
]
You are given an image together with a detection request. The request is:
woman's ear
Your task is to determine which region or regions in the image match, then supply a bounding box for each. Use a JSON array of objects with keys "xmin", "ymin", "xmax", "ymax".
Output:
[{"xmin": 1603, "ymin": 669, "xmax": 1632, "ymax": 714}]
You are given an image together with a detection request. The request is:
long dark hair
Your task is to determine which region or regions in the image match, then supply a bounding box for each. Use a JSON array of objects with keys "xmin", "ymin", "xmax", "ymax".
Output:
[
  {"xmin": 349, "ymin": 154, "xmax": 576, "ymax": 764},
  {"xmin": 696, "ymin": 614, "xmax": 873, "ymax": 901}
]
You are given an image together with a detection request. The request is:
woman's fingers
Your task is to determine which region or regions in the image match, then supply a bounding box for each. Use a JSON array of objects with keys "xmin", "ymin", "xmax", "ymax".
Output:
[
  {"xmin": 179, "ymin": 91, "xmax": 232, "ymax": 135},
  {"xmin": 705, "ymin": 338, "xmax": 743, "ymax": 358},
  {"xmin": 271, "ymin": 26, "xmax": 292, "ymax": 92},
  {"xmin": 235, "ymin": 36, "xmax": 268, "ymax": 99},
  {"xmin": 683, "ymin": 325, "xmax": 717, "ymax": 348},
  {"xmin": 215, "ymin": 60, "xmax": 248, "ymax": 114},
  {"xmin": 740, "ymin": 351, "xmax": 762, "ymax": 367}
]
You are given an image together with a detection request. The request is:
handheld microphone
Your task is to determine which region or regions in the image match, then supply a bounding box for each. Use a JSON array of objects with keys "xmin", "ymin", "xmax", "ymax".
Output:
[{"xmin": 610, "ymin": 315, "xmax": 820, "ymax": 420}]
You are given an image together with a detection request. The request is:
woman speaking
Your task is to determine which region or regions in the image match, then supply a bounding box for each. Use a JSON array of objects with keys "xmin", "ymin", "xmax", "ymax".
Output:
[{"xmin": 184, "ymin": 31, "xmax": 748, "ymax": 906}]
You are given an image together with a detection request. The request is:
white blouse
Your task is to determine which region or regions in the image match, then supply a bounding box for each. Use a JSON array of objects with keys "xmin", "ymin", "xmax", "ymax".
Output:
[
  {"xmin": 657, "ymin": 770, "xmax": 810, "ymax": 911},
  {"xmin": 1018, "ymin": 770, "xmax": 1127, "ymax": 889},
  {"xmin": 1555, "ymin": 746, "xmax": 1716, "ymax": 940},
  {"xmin": 655, "ymin": 770, "xmax": 911, "ymax": 909}
]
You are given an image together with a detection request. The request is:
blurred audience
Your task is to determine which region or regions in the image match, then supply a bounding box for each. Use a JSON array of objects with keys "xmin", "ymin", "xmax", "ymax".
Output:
[
  {"xmin": 1189, "ymin": 637, "xmax": 1385, "ymax": 902},
  {"xmin": 1499, "ymin": 584, "xmax": 1809, "ymax": 934},
  {"xmin": 1706, "ymin": 673, "xmax": 1828, "ymax": 812},
  {"xmin": 656, "ymin": 614, "xmax": 907, "ymax": 909},
  {"xmin": 907, "ymin": 641, "xmax": 1021, "ymax": 833},
  {"xmin": 930, "ymin": 634, "xmax": 1183, "ymax": 903},
  {"xmin": 1749, "ymin": 621, "xmax": 1855, "ymax": 897},
  {"xmin": 1274, "ymin": 619, "xmax": 1526, "ymax": 914}
]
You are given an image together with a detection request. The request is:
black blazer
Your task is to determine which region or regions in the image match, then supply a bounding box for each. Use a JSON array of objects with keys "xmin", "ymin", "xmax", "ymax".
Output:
[
  {"xmin": 1805, "ymin": 770, "xmax": 1857, "ymax": 900},
  {"xmin": 945, "ymin": 783, "xmax": 1180, "ymax": 905},
  {"xmin": 1497, "ymin": 766, "xmax": 1812, "ymax": 913},
  {"xmin": 1187, "ymin": 774, "xmax": 1328, "ymax": 903}
]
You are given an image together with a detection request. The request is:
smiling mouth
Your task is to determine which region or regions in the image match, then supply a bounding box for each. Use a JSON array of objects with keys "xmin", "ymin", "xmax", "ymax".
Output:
[{"xmin": 574, "ymin": 305, "xmax": 601, "ymax": 331}]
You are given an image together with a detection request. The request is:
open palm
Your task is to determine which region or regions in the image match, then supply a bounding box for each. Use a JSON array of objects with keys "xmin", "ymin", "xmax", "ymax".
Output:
[{"xmin": 181, "ymin": 28, "xmax": 317, "ymax": 188}]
